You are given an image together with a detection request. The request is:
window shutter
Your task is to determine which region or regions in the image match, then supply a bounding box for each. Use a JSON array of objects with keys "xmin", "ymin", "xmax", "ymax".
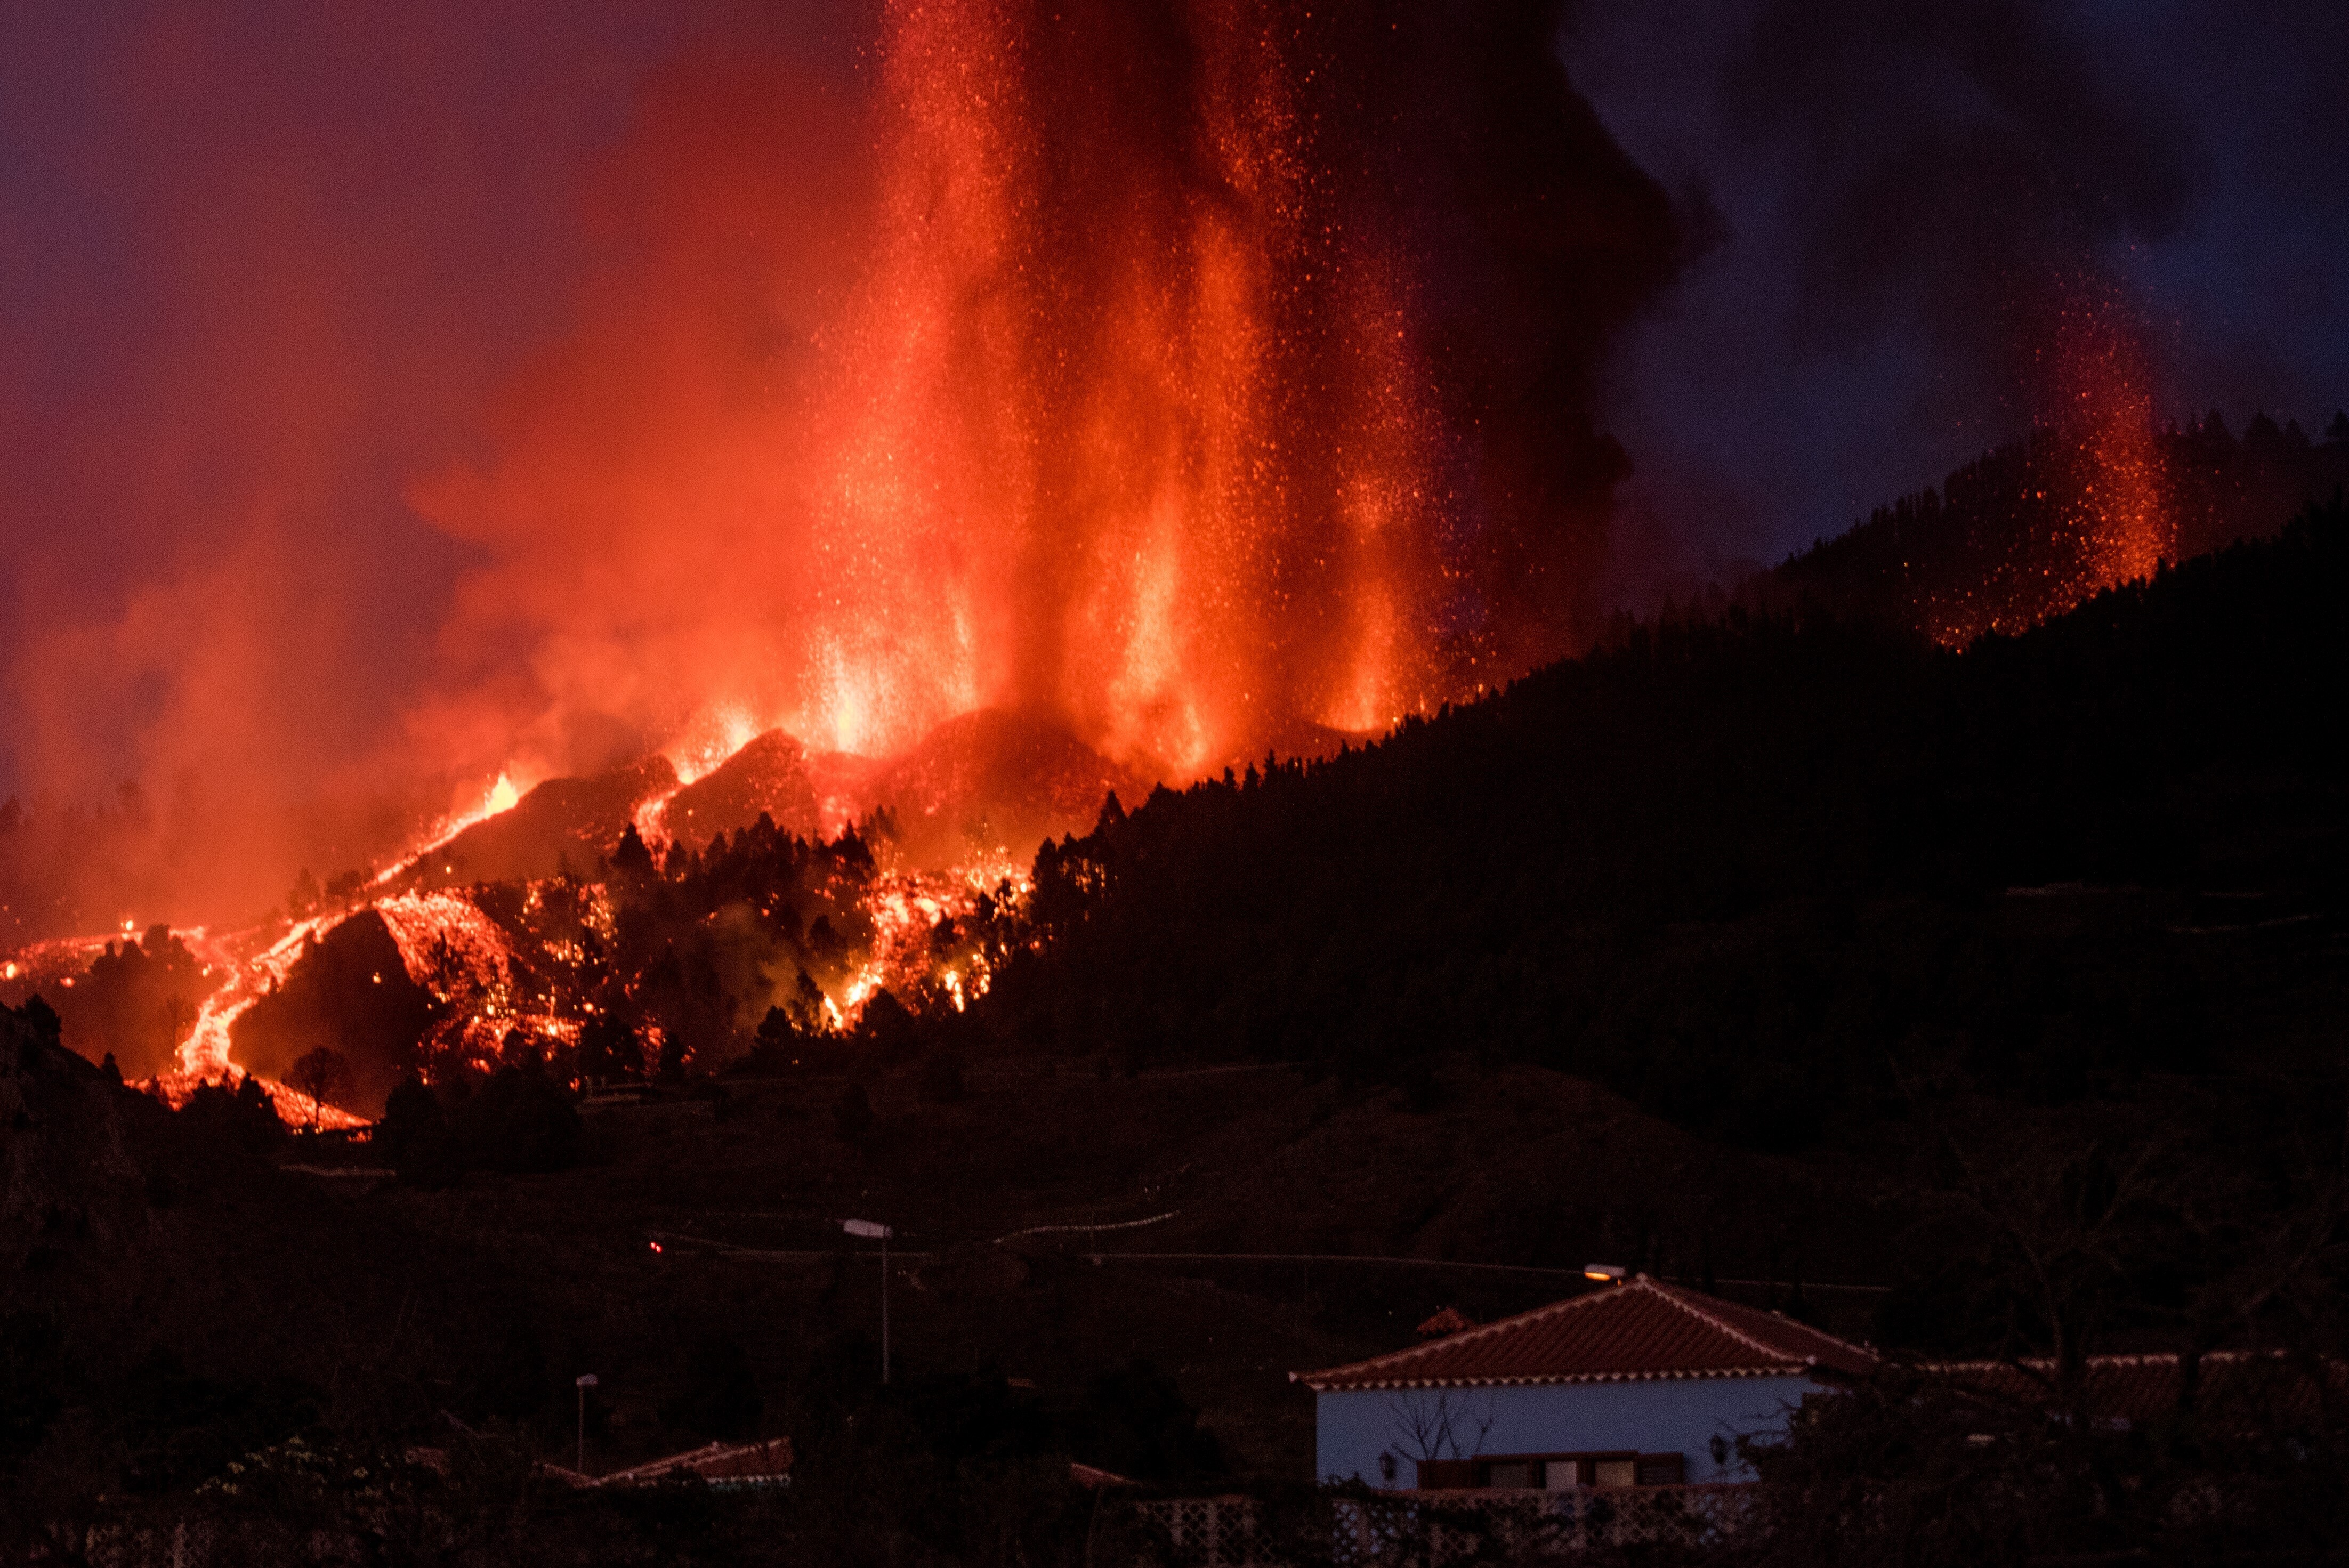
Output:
[{"xmin": 1415, "ymin": 1459, "xmax": 1476, "ymax": 1490}]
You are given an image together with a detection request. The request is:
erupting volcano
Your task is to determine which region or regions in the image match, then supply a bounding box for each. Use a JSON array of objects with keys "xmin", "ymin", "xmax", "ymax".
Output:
[
  {"xmin": 18, "ymin": 0, "xmax": 2327, "ymax": 1120},
  {"xmin": 4, "ymin": 1, "xmax": 1690, "ymax": 1106}
]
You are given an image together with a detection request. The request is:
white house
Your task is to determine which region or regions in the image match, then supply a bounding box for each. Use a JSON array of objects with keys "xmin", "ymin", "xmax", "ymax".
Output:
[{"xmin": 1291, "ymin": 1275, "xmax": 1878, "ymax": 1491}]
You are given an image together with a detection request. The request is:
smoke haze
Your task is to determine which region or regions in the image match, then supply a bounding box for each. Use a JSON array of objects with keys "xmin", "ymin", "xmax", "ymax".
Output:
[{"xmin": 0, "ymin": 2, "xmax": 828, "ymax": 925}]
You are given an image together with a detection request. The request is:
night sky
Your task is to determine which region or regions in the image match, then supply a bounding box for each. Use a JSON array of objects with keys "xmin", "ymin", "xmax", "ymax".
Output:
[
  {"xmin": 2, "ymin": 0, "xmax": 2344, "ymax": 808},
  {"xmin": 1573, "ymin": 0, "xmax": 2349, "ymax": 598}
]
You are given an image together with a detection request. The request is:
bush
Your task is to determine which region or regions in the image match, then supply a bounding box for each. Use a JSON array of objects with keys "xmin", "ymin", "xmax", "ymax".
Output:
[{"xmin": 178, "ymin": 1076, "xmax": 286, "ymax": 1156}]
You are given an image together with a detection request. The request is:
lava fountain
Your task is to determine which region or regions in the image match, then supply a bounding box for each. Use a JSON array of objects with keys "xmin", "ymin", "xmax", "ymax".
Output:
[{"xmin": 414, "ymin": 0, "xmax": 1680, "ymax": 796}]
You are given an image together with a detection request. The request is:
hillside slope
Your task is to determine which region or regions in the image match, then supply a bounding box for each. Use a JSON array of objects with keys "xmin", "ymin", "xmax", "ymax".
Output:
[{"xmin": 948, "ymin": 500, "xmax": 2349, "ymax": 1147}]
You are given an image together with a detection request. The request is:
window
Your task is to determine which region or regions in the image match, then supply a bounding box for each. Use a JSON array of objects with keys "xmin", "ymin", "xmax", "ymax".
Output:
[{"xmin": 1442, "ymin": 1453, "xmax": 1689, "ymax": 1491}]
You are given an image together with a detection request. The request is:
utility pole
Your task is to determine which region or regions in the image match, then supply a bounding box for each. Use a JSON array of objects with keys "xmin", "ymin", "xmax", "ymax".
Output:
[
  {"xmin": 575, "ymin": 1373, "xmax": 598, "ymax": 1476},
  {"xmin": 843, "ymin": 1219, "xmax": 894, "ymax": 1384}
]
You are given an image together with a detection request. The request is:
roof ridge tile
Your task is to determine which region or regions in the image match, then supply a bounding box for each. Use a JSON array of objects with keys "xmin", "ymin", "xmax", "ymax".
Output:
[
  {"xmin": 1289, "ymin": 1277, "xmax": 1637, "ymax": 1386},
  {"xmin": 1640, "ymin": 1280, "xmax": 1818, "ymax": 1367}
]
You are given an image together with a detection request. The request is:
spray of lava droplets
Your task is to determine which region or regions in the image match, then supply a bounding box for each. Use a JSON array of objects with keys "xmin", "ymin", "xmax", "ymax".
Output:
[
  {"xmin": 1903, "ymin": 274, "xmax": 2177, "ymax": 648},
  {"xmin": 413, "ymin": 0, "xmax": 1678, "ymax": 792},
  {"xmin": 2050, "ymin": 283, "xmax": 2173, "ymax": 593}
]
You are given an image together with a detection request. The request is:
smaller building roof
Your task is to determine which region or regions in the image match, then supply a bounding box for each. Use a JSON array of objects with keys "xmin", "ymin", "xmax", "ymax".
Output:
[
  {"xmin": 1293, "ymin": 1278, "xmax": 1877, "ymax": 1392},
  {"xmin": 1416, "ymin": 1306, "xmax": 1476, "ymax": 1338},
  {"xmin": 587, "ymin": 1437, "xmax": 794, "ymax": 1487}
]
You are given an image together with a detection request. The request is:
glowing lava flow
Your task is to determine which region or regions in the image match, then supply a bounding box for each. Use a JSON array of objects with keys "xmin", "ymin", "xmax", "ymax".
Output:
[
  {"xmin": 376, "ymin": 770, "xmax": 529, "ymax": 887},
  {"xmin": 172, "ymin": 917, "xmax": 329, "ymax": 1081},
  {"xmin": 148, "ymin": 916, "xmax": 369, "ymax": 1128},
  {"xmin": 7, "ymin": 723, "xmax": 1040, "ymax": 1108}
]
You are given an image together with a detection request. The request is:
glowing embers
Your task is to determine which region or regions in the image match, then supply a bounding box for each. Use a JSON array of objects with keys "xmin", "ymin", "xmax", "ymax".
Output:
[
  {"xmin": 857, "ymin": 862, "xmax": 1029, "ymax": 1020},
  {"xmin": 376, "ymin": 891, "xmax": 520, "ymax": 999},
  {"xmin": 1906, "ymin": 282, "xmax": 2176, "ymax": 649},
  {"xmin": 374, "ymin": 880, "xmax": 610, "ymax": 1072},
  {"xmin": 2054, "ymin": 290, "xmax": 2170, "ymax": 591}
]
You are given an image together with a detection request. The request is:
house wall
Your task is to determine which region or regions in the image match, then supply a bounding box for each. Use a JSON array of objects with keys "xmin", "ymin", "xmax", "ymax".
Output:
[{"xmin": 1312, "ymin": 1376, "xmax": 1822, "ymax": 1486}]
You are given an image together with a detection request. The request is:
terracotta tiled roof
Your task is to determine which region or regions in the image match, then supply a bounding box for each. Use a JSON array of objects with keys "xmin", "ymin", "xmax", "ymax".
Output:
[
  {"xmin": 590, "ymin": 1437, "xmax": 794, "ymax": 1486},
  {"xmin": 1293, "ymin": 1278, "xmax": 1878, "ymax": 1391}
]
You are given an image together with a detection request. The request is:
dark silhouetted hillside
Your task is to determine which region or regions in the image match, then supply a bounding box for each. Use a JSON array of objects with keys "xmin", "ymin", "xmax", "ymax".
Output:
[{"xmin": 952, "ymin": 499, "xmax": 2349, "ymax": 1146}]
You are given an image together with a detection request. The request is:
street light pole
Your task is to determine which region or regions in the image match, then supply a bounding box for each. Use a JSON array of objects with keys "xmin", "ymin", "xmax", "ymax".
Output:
[
  {"xmin": 842, "ymin": 1219, "xmax": 894, "ymax": 1385},
  {"xmin": 575, "ymin": 1373, "xmax": 598, "ymax": 1476}
]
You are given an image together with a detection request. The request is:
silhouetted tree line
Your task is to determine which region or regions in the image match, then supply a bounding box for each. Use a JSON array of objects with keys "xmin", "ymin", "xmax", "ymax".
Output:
[
  {"xmin": 932, "ymin": 499, "xmax": 2349, "ymax": 1149},
  {"xmin": 374, "ymin": 1062, "xmax": 583, "ymax": 1183},
  {"xmin": 595, "ymin": 818, "xmax": 887, "ymax": 1078},
  {"xmin": 45, "ymin": 924, "xmax": 204, "ymax": 1080}
]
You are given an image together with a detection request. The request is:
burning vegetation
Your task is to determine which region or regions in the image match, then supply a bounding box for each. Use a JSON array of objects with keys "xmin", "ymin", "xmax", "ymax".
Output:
[
  {"xmin": 182, "ymin": 800, "xmax": 1017, "ymax": 1117},
  {"xmin": 0, "ymin": 704, "xmax": 1077, "ymax": 1116}
]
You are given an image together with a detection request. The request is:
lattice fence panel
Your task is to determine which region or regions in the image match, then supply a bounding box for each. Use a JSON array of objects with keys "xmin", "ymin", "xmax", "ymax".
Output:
[{"xmin": 1136, "ymin": 1484, "xmax": 1757, "ymax": 1567}]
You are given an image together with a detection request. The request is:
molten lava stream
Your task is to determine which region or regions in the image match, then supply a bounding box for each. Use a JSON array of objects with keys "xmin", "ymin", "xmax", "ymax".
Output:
[{"xmin": 152, "ymin": 916, "xmax": 370, "ymax": 1130}]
